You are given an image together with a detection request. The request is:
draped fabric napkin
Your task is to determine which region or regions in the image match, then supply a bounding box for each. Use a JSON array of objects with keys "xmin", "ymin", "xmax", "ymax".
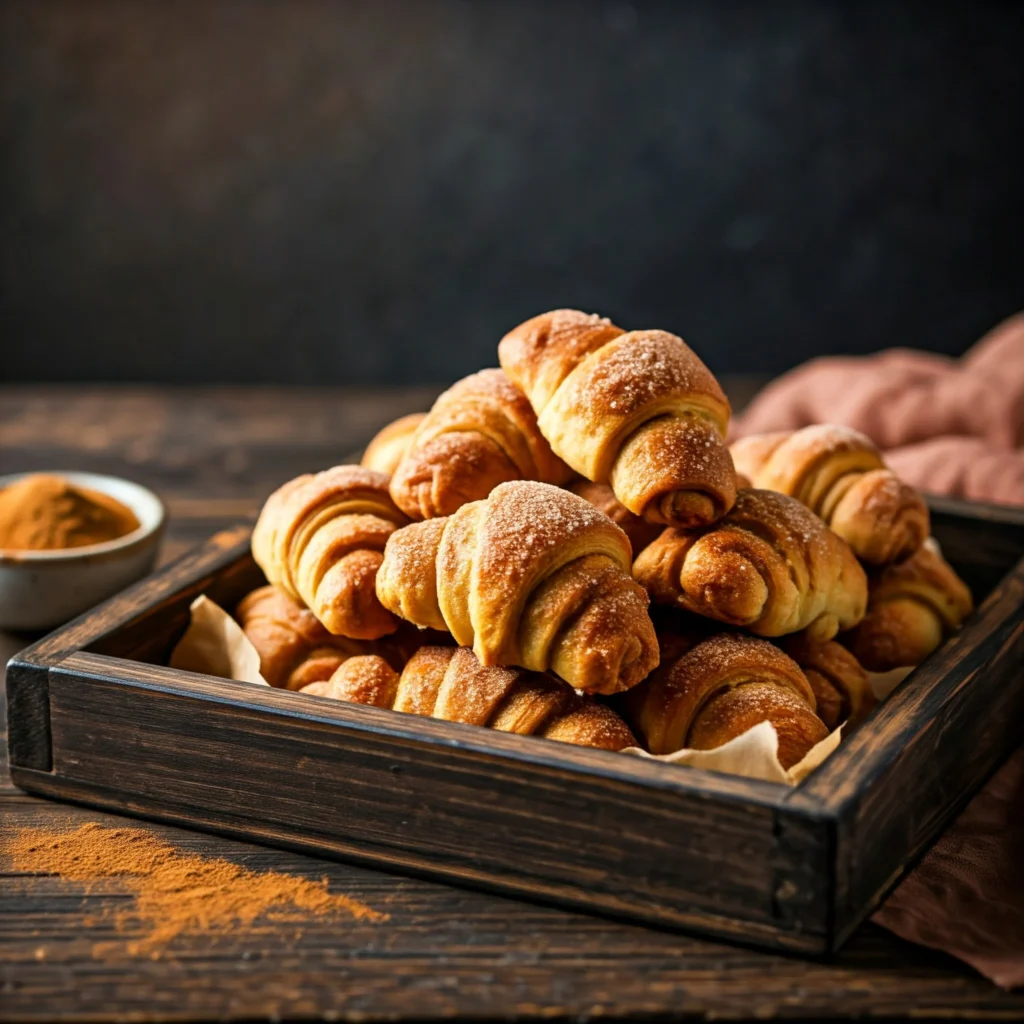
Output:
[
  {"xmin": 732, "ymin": 313, "xmax": 1024, "ymax": 505},
  {"xmin": 736, "ymin": 312, "xmax": 1024, "ymax": 988}
]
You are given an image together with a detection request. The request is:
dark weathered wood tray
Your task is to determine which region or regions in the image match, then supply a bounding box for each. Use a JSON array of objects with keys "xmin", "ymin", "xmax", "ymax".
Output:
[{"xmin": 7, "ymin": 496, "xmax": 1024, "ymax": 955}]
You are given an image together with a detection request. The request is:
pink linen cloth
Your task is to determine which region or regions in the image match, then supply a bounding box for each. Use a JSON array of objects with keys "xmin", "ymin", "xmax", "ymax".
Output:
[{"xmin": 732, "ymin": 313, "xmax": 1024, "ymax": 504}]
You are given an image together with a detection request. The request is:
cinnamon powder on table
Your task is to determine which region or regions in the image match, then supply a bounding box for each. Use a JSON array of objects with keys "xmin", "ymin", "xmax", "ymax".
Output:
[{"xmin": 2, "ymin": 822, "xmax": 387, "ymax": 957}]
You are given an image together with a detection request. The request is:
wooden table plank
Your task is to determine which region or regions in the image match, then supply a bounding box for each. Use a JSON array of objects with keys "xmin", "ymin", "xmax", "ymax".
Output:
[
  {"xmin": 4, "ymin": 793, "xmax": 1020, "ymax": 1022},
  {"xmin": 2, "ymin": 384, "xmax": 1021, "ymax": 1022}
]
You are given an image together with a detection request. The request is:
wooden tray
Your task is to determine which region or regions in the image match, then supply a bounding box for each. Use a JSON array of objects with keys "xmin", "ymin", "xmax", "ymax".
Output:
[{"xmin": 7, "ymin": 496, "xmax": 1024, "ymax": 955}]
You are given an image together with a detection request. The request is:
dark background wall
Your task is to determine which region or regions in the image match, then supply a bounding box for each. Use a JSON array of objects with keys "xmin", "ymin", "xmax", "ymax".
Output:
[{"xmin": 1, "ymin": 0, "xmax": 1021, "ymax": 385}]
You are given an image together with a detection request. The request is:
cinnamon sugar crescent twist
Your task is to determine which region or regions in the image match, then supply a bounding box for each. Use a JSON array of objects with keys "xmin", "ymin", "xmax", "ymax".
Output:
[
  {"xmin": 235, "ymin": 585, "xmax": 432, "ymax": 690},
  {"xmin": 781, "ymin": 631, "xmax": 876, "ymax": 731},
  {"xmin": 730, "ymin": 425, "xmax": 929, "ymax": 565},
  {"xmin": 252, "ymin": 466, "xmax": 409, "ymax": 639},
  {"xmin": 389, "ymin": 369, "xmax": 572, "ymax": 520},
  {"xmin": 375, "ymin": 480, "xmax": 660, "ymax": 695},
  {"xmin": 633, "ymin": 489, "xmax": 867, "ymax": 641},
  {"xmin": 301, "ymin": 645, "xmax": 637, "ymax": 751},
  {"xmin": 567, "ymin": 479, "xmax": 664, "ymax": 556},
  {"xmin": 361, "ymin": 413, "xmax": 426, "ymax": 476},
  {"xmin": 499, "ymin": 310, "xmax": 737, "ymax": 528},
  {"xmin": 842, "ymin": 541, "xmax": 973, "ymax": 671},
  {"xmin": 620, "ymin": 633, "xmax": 828, "ymax": 768},
  {"xmin": 237, "ymin": 584, "xmax": 371, "ymax": 689}
]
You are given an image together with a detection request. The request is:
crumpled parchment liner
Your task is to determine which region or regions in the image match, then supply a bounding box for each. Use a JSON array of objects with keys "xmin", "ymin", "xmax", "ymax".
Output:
[
  {"xmin": 169, "ymin": 595, "xmax": 268, "ymax": 685},
  {"xmin": 622, "ymin": 719, "xmax": 843, "ymax": 785}
]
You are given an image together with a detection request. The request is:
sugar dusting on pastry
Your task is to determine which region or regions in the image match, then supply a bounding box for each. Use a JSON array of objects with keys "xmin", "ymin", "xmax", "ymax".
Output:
[
  {"xmin": 580, "ymin": 330, "xmax": 721, "ymax": 415},
  {"xmin": 477, "ymin": 480, "xmax": 631, "ymax": 585},
  {"xmin": 773, "ymin": 422, "xmax": 879, "ymax": 457}
]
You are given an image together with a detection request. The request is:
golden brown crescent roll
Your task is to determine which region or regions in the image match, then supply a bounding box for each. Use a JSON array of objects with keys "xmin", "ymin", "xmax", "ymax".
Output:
[
  {"xmin": 633, "ymin": 489, "xmax": 867, "ymax": 641},
  {"xmin": 235, "ymin": 585, "xmax": 437, "ymax": 690},
  {"xmin": 498, "ymin": 309, "xmax": 737, "ymax": 529},
  {"xmin": 236, "ymin": 584, "xmax": 380, "ymax": 689},
  {"xmin": 620, "ymin": 633, "xmax": 828, "ymax": 768},
  {"xmin": 361, "ymin": 413, "xmax": 426, "ymax": 476},
  {"xmin": 252, "ymin": 466, "xmax": 409, "ymax": 639},
  {"xmin": 781, "ymin": 631, "xmax": 875, "ymax": 731},
  {"xmin": 301, "ymin": 646, "xmax": 637, "ymax": 751},
  {"xmin": 842, "ymin": 541, "xmax": 973, "ymax": 671},
  {"xmin": 567, "ymin": 479, "xmax": 664, "ymax": 556},
  {"xmin": 730, "ymin": 425, "xmax": 930, "ymax": 565},
  {"xmin": 375, "ymin": 480, "xmax": 659, "ymax": 695},
  {"xmin": 389, "ymin": 369, "xmax": 572, "ymax": 520}
]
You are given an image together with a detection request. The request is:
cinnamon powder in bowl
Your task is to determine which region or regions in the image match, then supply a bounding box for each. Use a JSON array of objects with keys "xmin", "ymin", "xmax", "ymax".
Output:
[
  {"xmin": 0, "ymin": 471, "xmax": 164, "ymax": 630},
  {"xmin": 0, "ymin": 474, "xmax": 140, "ymax": 551}
]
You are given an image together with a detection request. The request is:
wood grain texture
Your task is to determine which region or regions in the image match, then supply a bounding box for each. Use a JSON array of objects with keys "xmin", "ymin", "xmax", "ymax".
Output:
[
  {"xmin": 3, "ymin": 384, "xmax": 1024, "ymax": 1021},
  {"xmin": 927, "ymin": 495, "xmax": 1024, "ymax": 597},
  {"xmin": 6, "ymin": 795, "xmax": 1023, "ymax": 1023},
  {"xmin": 798, "ymin": 504, "xmax": 1024, "ymax": 945},
  {"xmin": 3, "ymin": 659, "xmax": 50, "ymax": 773},
  {"xmin": 36, "ymin": 651, "xmax": 830, "ymax": 951},
  {"xmin": 0, "ymin": 385, "xmax": 443, "ymax": 498}
]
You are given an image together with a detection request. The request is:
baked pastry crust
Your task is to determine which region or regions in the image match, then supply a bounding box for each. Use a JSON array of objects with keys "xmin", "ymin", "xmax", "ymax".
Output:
[
  {"xmin": 499, "ymin": 310, "xmax": 736, "ymax": 528},
  {"xmin": 781, "ymin": 631, "xmax": 876, "ymax": 730},
  {"xmin": 389, "ymin": 369, "xmax": 572, "ymax": 520},
  {"xmin": 633, "ymin": 488, "xmax": 867, "ymax": 641},
  {"xmin": 620, "ymin": 632, "xmax": 827, "ymax": 769},
  {"xmin": 235, "ymin": 584, "xmax": 437, "ymax": 690},
  {"xmin": 252, "ymin": 466, "xmax": 408, "ymax": 638},
  {"xmin": 361, "ymin": 413, "xmax": 426, "ymax": 477},
  {"xmin": 842, "ymin": 541, "xmax": 973, "ymax": 671},
  {"xmin": 731, "ymin": 425, "xmax": 929, "ymax": 565},
  {"xmin": 567, "ymin": 479, "xmax": 664, "ymax": 556},
  {"xmin": 302, "ymin": 645, "xmax": 638, "ymax": 751},
  {"xmin": 376, "ymin": 480, "xmax": 659, "ymax": 695}
]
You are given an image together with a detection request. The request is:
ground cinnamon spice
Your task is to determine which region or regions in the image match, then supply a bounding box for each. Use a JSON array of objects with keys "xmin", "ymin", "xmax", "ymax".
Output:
[
  {"xmin": 3, "ymin": 822, "xmax": 387, "ymax": 956},
  {"xmin": 0, "ymin": 474, "xmax": 140, "ymax": 550}
]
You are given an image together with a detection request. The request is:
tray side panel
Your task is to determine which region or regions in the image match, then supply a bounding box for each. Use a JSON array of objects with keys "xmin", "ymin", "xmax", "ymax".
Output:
[
  {"xmin": 801, "ymin": 557, "xmax": 1024, "ymax": 947},
  {"xmin": 85, "ymin": 540, "xmax": 263, "ymax": 666},
  {"xmin": 928, "ymin": 495, "xmax": 1024, "ymax": 597},
  {"xmin": 39, "ymin": 658, "xmax": 832, "ymax": 953}
]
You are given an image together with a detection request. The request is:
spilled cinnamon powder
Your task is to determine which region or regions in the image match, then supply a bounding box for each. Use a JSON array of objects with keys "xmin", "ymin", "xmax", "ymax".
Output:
[{"xmin": 3, "ymin": 822, "xmax": 387, "ymax": 957}]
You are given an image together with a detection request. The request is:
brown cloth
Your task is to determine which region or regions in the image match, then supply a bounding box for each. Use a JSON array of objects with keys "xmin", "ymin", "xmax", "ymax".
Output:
[
  {"xmin": 873, "ymin": 750, "xmax": 1024, "ymax": 990},
  {"xmin": 737, "ymin": 313, "xmax": 1024, "ymax": 988},
  {"xmin": 733, "ymin": 313, "xmax": 1024, "ymax": 505}
]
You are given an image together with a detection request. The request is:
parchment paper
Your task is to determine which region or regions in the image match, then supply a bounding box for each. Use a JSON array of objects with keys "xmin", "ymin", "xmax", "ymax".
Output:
[
  {"xmin": 169, "ymin": 595, "xmax": 268, "ymax": 685},
  {"xmin": 623, "ymin": 720, "xmax": 843, "ymax": 786}
]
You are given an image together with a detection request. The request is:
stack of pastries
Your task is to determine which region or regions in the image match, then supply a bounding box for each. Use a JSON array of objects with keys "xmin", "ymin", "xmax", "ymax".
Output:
[{"xmin": 238, "ymin": 309, "xmax": 974, "ymax": 773}]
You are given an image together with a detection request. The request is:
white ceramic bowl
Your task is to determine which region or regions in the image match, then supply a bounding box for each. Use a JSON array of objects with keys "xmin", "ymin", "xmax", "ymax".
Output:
[{"xmin": 0, "ymin": 471, "xmax": 165, "ymax": 631}]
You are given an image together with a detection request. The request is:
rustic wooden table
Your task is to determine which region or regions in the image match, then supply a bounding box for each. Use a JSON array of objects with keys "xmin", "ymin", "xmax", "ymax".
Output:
[{"xmin": 1, "ymin": 384, "xmax": 1021, "ymax": 1022}]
